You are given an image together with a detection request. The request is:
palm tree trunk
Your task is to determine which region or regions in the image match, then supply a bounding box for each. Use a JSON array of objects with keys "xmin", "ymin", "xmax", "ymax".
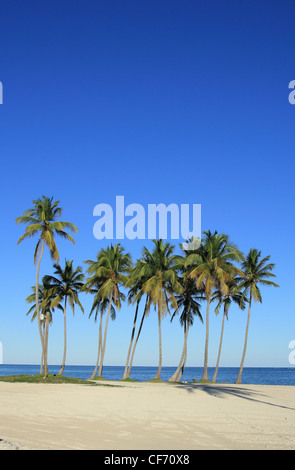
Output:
[
  {"xmin": 154, "ymin": 308, "xmax": 162, "ymax": 379},
  {"xmin": 57, "ymin": 298, "xmax": 67, "ymax": 376},
  {"xmin": 89, "ymin": 310, "xmax": 103, "ymax": 380},
  {"xmin": 201, "ymin": 297, "xmax": 210, "ymax": 382},
  {"xmin": 36, "ymin": 239, "xmax": 45, "ymax": 366},
  {"xmin": 98, "ymin": 294, "xmax": 113, "ymax": 377},
  {"xmin": 40, "ymin": 322, "xmax": 45, "ymax": 374},
  {"xmin": 176, "ymin": 334, "xmax": 188, "ymax": 382},
  {"xmin": 126, "ymin": 298, "xmax": 148, "ymax": 379},
  {"xmin": 122, "ymin": 301, "xmax": 139, "ymax": 380},
  {"xmin": 168, "ymin": 323, "xmax": 189, "ymax": 382},
  {"xmin": 43, "ymin": 314, "xmax": 49, "ymax": 377},
  {"xmin": 235, "ymin": 293, "xmax": 252, "ymax": 384},
  {"xmin": 212, "ymin": 308, "xmax": 227, "ymax": 383}
]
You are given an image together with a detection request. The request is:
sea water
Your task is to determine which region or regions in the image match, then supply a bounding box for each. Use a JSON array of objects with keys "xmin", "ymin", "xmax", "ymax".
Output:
[{"xmin": 0, "ymin": 364, "xmax": 294, "ymax": 385}]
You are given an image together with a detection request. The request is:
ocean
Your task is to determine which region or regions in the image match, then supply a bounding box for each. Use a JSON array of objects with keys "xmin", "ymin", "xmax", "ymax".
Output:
[{"xmin": 0, "ymin": 364, "xmax": 294, "ymax": 385}]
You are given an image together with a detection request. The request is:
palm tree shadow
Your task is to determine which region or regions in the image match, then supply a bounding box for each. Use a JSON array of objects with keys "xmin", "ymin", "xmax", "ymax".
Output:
[{"xmin": 171, "ymin": 383, "xmax": 295, "ymax": 411}]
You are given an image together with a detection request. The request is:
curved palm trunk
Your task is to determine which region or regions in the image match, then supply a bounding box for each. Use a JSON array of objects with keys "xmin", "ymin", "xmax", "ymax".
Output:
[
  {"xmin": 40, "ymin": 322, "xmax": 45, "ymax": 374},
  {"xmin": 201, "ymin": 297, "xmax": 210, "ymax": 382},
  {"xmin": 154, "ymin": 309, "xmax": 162, "ymax": 379},
  {"xmin": 36, "ymin": 239, "xmax": 45, "ymax": 369},
  {"xmin": 43, "ymin": 314, "xmax": 49, "ymax": 377},
  {"xmin": 212, "ymin": 308, "xmax": 227, "ymax": 383},
  {"xmin": 168, "ymin": 323, "xmax": 189, "ymax": 382},
  {"xmin": 57, "ymin": 298, "xmax": 67, "ymax": 376},
  {"xmin": 89, "ymin": 310, "xmax": 103, "ymax": 380},
  {"xmin": 122, "ymin": 301, "xmax": 139, "ymax": 380},
  {"xmin": 235, "ymin": 293, "xmax": 252, "ymax": 384},
  {"xmin": 126, "ymin": 298, "xmax": 148, "ymax": 379},
  {"xmin": 176, "ymin": 335, "xmax": 188, "ymax": 382},
  {"xmin": 98, "ymin": 294, "xmax": 113, "ymax": 377}
]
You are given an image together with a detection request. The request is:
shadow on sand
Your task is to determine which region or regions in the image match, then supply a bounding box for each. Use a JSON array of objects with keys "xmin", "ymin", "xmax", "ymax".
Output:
[{"xmin": 170, "ymin": 382, "xmax": 295, "ymax": 411}]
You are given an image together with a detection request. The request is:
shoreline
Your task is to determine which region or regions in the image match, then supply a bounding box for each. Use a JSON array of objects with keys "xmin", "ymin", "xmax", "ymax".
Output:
[{"xmin": 0, "ymin": 381, "xmax": 294, "ymax": 450}]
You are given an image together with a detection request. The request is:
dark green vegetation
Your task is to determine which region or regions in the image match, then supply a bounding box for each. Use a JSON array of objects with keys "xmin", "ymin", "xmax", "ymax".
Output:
[{"xmin": 0, "ymin": 374, "xmax": 105, "ymax": 385}]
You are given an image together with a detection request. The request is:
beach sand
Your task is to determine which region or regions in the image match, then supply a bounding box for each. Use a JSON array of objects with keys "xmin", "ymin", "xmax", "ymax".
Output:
[{"xmin": 0, "ymin": 381, "xmax": 294, "ymax": 450}]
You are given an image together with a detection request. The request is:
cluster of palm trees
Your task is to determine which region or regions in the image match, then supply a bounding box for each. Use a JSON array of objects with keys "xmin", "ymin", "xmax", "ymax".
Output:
[{"xmin": 16, "ymin": 196, "xmax": 279, "ymax": 384}]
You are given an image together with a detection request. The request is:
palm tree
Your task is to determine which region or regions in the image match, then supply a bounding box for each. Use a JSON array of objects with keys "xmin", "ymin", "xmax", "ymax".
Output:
[
  {"xmin": 26, "ymin": 279, "xmax": 63, "ymax": 374},
  {"xmin": 235, "ymin": 249, "xmax": 279, "ymax": 384},
  {"xmin": 168, "ymin": 275, "xmax": 204, "ymax": 382},
  {"xmin": 211, "ymin": 277, "xmax": 246, "ymax": 383},
  {"xmin": 43, "ymin": 260, "xmax": 84, "ymax": 376},
  {"xmin": 83, "ymin": 244, "xmax": 131, "ymax": 378},
  {"xmin": 16, "ymin": 196, "xmax": 78, "ymax": 375},
  {"xmin": 186, "ymin": 230, "xmax": 244, "ymax": 382},
  {"xmin": 140, "ymin": 240, "xmax": 183, "ymax": 380}
]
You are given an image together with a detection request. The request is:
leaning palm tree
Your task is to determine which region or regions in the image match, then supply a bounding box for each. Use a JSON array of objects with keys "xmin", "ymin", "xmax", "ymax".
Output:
[
  {"xmin": 26, "ymin": 279, "xmax": 63, "ymax": 374},
  {"xmin": 168, "ymin": 274, "xmax": 204, "ymax": 382},
  {"xmin": 186, "ymin": 230, "xmax": 244, "ymax": 382},
  {"xmin": 43, "ymin": 260, "xmax": 84, "ymax": 376},
  {"xmin": 235, "ymin": 249, "xmax": 279, "ymax": 384},
  {"xmin": 83, "ymin": 244, "xmax": 132, "ymax": 378},
  {"xmin": 16, "ymin": 196, "xmax": 78, "ymax": 376},
  {"xmin": 211, "ymin": 277, "xmax": 246, "ymax": 383},
  {"xmin": 140, "ymin": 240, "xmax": 183, "ymax": 380}
]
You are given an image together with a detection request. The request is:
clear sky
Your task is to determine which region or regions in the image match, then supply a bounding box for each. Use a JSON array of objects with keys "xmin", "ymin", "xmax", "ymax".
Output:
[{"xmin": 0, "ymin": 0, "xmax": 294, "ymax": 368}]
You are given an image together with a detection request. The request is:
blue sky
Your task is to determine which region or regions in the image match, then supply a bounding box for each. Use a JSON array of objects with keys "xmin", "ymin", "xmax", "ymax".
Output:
[{"xmin": 0, "ymin": 0, "xmax": 294, "ymax": 369}]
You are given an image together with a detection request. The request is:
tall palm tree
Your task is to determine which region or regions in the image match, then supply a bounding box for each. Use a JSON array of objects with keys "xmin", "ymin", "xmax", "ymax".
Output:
[
  {"xmin": 43, "ymin": 260, "xmax": 84, "ymax": 376},
  {"xmin": 211, "ymin": 278, "xmax": 246, "ymax": 383},
  {"xmin": 186, "ymin": 230, "xmax": 244, "ymax": 382},
  {"xmin": 235, "ymin": 249, "xmax": 279, "ymax": 384},
  {"xmin": 83, "ymin": 244, "xmax": 131, "ymax": 378},
  {"xmin": 26, "ymin": 279, "xmax": 63, "ymax": 374},
  {"xmin": 140, "ymin": 239, "xmax": 183, "ymax": 380},
  {"xmin": 168, "ymin": 275, "xmax": 204, "ymax": 382},
  {"xmin": 16, "ymin": 196, "xmax": 78, "ymax": 376}
]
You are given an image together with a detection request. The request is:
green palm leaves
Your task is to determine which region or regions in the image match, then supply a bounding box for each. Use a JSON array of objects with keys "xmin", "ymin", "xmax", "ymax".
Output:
[
  {"xmin": 16, "ymin": 196, "xmax": 77, "ymax": 264},
  {"xmin": 44, "ymin": 261, "xmax": 84, "ymax": 314},
  {"xmin": 187, "ymin": 231, "xmax": 244, "ymax": 295},
  {"xmin": 238, "ymin": 248, "xmax": 279, "ymax": 302}
]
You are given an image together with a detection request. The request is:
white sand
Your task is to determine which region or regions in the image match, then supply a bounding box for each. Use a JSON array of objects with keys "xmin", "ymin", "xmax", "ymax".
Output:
[{"xmin": 0, "ymin": 381, "xmax": 294, "ymax": 450}]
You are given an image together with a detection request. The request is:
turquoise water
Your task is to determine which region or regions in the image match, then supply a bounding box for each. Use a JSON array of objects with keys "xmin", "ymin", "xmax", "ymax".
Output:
[{"xmin": 0, "ymin": 364, "xmax": 294, "ymax": 385}]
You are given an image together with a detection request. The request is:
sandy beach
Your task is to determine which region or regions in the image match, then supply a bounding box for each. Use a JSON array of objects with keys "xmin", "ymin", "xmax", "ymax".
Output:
[{"xmin": 0, "ymin": 381, "xmax": 294, "ymax": 450}]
